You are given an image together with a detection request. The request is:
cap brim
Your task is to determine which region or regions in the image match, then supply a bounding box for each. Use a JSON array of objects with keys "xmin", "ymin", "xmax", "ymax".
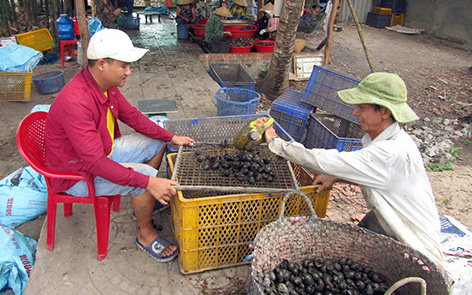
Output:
[
  {"xmin": 338, "ymin": 87, "xmax": 420, "ymax": 123},
  {"xmin": 110, "ymin": 47, "xmax": 149, "ymax": 63}
]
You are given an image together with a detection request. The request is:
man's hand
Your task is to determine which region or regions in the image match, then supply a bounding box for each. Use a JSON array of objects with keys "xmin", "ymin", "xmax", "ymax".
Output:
[
  {"xmin": 254, "ymin": 118, "xmax": 277, "ymax": 144},
  {"xmin": 314, "ymin": 174, "xmax": 338, "ymax": 193},
  {"xmin": 170, "ymin": 135, "xmax": 195, "ymax": 146},
  {"xmin": 146, "ymin": 177, "xmax": 178, "ymax": 205}
]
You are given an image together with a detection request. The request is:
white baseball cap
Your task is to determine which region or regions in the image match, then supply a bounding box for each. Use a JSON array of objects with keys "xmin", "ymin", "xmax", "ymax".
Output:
[{"xmin": 87, "ymin": 29, "xmax": 149, "ymax": 62}]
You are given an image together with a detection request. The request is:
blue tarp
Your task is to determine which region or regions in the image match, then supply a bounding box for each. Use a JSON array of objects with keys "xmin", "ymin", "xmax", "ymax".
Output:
[{"xmin": 0, "ymin": 45, "xmax": 43, "ymax": 73}]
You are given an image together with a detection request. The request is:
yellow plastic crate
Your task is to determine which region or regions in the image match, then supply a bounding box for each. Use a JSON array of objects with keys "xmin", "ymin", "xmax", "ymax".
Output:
[
  {"xmin": 0, "ymin": 69, "xmax": 32, "ymax": 101},
  {"xmin": 167, "ymin": 152, "xmax": 330, "ymax": 274},
  {"xmin": 373, "ymin": 7, "xmax": 392, "ymax": 15},
  {"xmin": 15, "ymin": 28, "xmax": 53, "ymax": 52},
  {"xmin": 391, "ymin": 13, "xmax": 404, "ymax": 26}
]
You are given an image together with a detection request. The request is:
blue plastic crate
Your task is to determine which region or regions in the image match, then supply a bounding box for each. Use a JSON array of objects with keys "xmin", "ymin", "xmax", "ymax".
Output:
[
  {"xmin": 215, "ymin": 87, "xmax": 260, "ymax": 116},
  {"xmin": 304, "ymin": 113, "xmax": 363, "ymax": 152},
  {"xmin": 209, "ymin": 63, "xmax": 256, "ymax": 90},
  {"xmin": 302, "ymin": 65, "xmax": 360, "ymax": 123},
  {"xmin": 269, "ymin": 89, "xmax": 314, "ymax": 142},
  {"xmin": 380, "ymin": 0, "xmax": 407, "ymax": 13},
  {"xmin": 163, "ymin": 114, "xmax": 294, "ymax": 153},
  {"xmin": 366, "ymin": 12, "xmax": 392, "ymax": 28}
]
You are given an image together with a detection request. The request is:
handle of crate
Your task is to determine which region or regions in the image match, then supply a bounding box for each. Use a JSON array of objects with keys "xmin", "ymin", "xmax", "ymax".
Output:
[
  {"xmin": 171, "ymin": 145, "xmax": 184, "ymax": 182},
  {"xmin": 384, "ymin": 277, "xmax": 427, "ymax": 295},
  {"xmin": 279, "ymin": 191, "xmax": 316, "ymax": 219}
]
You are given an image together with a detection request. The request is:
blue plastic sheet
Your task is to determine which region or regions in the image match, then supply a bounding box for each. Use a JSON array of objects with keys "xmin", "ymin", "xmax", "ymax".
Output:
[
  {"xmin": 144, "ymin": 4, "xmax": 170, "ymax": 15},
  {"xmin": 0, "ymin": 167, "xmax": 48, "ymax": 229},
  {"xmin": 0, "ymin": 225, "xmax": 37, "ymax": 295},
  {"xmin": 88, "ymin": 17, "xmax": 105, "ymax": 38},
  {"xmin": 0, "ymin": 45, "xmax": 43, "ymax": 73}
]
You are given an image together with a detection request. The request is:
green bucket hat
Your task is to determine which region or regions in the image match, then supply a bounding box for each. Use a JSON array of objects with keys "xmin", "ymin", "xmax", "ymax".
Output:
[{"xmin": 337, "ymin": 72, "xmax": 419, "ymax": 123}]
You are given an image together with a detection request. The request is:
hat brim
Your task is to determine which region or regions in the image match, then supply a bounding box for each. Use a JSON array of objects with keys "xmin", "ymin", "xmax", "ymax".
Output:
[
  {"xmin": 109, "ymin": 47, "xmax": 149, "ymax": 63},
  {"xmin": 338, "ymin": 87, "xmax": 420, "ymax": 123}
]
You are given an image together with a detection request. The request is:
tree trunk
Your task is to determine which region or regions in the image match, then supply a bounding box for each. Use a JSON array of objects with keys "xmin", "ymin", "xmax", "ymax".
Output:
[{"xmin": 262, "ymin": 0, "xmax": 304, "ymax": 101}]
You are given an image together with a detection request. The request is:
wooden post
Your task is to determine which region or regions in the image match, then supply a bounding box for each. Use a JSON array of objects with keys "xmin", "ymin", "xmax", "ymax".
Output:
[
  {"xmin": 75, "ymin": 0, "xmax": 90, "ymax": 68},
  {"xmin": 323, "ymin": 0, "xmax": 339, "ymax": 66},
  {"xmin": 346, "ymin": 0, "xmax": 375, "ymax": 73}
]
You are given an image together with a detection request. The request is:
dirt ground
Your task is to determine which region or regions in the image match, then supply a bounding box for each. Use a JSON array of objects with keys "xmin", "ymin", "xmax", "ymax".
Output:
[
  {"xmin": 299, "ymin": 23, "xmax": 472, "ymax": 230},
  {"xmin": 1, "ymin": 22, "xmax": 471, "ymax": 232}
]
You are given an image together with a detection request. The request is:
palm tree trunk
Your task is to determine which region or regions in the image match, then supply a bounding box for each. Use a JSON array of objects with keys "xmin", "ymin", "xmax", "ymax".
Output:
[{"xmin": 262, "ymin": 0, "xmax": 304, "ymax": 101}]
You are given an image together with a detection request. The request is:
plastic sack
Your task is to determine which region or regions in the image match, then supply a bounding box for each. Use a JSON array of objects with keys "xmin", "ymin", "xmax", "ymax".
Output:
[
  {"xmin": 87, "ymin": 17, "xmax": 105, "ymax": 38},
  {"xmin": 0, "ymin": 225, "xmax": 37, "ymax": 295},
  {"xmin": 440, "ymin": 215, "xmax": 472, "ymax": 295},
  {"xmin": 0, "ymin": 167, "xmax": 48, "ymax": 229},
  {"xmin": 0, "ymin": 45, "xmax": 43, "ymax": 73}
]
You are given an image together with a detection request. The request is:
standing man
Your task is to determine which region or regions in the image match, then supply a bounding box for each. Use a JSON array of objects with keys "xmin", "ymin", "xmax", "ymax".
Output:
[
  {"xmin": 258, "ymin": 72, "xmax": 444, "ymax": 270},
  {"xmin": 45, "ymin": 29, "xmax": 194, "ymax": 262}
]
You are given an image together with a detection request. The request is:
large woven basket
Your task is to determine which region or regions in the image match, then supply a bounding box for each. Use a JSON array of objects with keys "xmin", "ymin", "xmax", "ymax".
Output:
[{"xmin": 250, "ymin": 192, "xmax": 450, "ymax": 295}]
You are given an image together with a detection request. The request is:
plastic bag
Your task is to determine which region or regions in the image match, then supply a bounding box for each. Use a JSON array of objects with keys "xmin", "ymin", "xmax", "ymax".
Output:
[
  {"xmin": 0, "ymin": 225, "xmax": 37, "ymax": 295},
  {"xmin": 87, "ymin": 17, "xmax": 105, "ymax": 38},
  {"xmin": 0, "ymin": 167, "xmax": 48, "ymax": 229},
  {"xmin": 440, "ymin": 215, "xmax": 472, "ymax": 295},
  {"xmin": 0, "ymin": 45, "xmax": 43, "ymax": 73}
]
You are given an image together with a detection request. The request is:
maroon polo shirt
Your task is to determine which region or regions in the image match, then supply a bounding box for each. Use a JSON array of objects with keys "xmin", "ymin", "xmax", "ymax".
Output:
[{"xmin": 44, "ymin": 67, "xmax": 174, "ymax": 193}]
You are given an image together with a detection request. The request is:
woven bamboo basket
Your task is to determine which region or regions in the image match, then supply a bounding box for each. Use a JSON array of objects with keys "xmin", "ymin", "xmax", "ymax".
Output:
[{"xmin": 250, "ymin": 192, "xmax": 451, "ymax": 295}]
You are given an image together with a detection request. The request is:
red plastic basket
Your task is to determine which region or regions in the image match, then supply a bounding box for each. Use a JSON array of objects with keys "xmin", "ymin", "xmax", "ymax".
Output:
[
  {"xmin": 193, "ymin": 24, "xmax": 205, "ymax": 37},
  {"xmin": 254, "ymin": 40, "xmax": 275, "ymax": 52},
  {"xmin": 229, "ymin": 42, "xmax": 253, "ymax": 53},
  {"xmin": 225, "ymin": 25, "xmax": 258, "ymax": 39}
]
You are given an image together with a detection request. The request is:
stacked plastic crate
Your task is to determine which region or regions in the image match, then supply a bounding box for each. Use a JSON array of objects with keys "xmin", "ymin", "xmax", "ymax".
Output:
[
  {"xmin": 269, "ymin": 89, "xmax": 315, "ymax": 143},
  {"xmin": 301, "ymin": 65, "xmax": 364, "ymax": 152}
]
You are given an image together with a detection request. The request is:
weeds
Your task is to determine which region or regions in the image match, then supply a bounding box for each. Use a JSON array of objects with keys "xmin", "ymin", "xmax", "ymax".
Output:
[{"xmin": 427, "ymin": 161, "xmax": 454, "ymax": 172}]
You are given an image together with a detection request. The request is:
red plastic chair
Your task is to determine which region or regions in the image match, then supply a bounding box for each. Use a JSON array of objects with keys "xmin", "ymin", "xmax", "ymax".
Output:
[{"xmin": 16, "ymin": 111, "xmax": 121, "ymax": 260}]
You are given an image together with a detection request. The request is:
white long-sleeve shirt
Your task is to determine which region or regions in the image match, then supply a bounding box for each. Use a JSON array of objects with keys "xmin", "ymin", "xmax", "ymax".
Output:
[{"xmin": 269, "ymin": 122, "xmax": 444, "ymax": 270}]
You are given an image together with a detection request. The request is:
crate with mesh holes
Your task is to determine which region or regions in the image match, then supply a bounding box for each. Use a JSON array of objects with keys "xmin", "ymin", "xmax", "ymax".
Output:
[
  {"xmin": 305, "ymin": 113, "xmax": 364, "ymax": 152},
  {"xmin": 163, "ymin": 114, "xmax": 294, "ymax": 153},
  {"xmin": 167, "ymin": 151, "xmax": 330, "ymax": 274},
  {"xmin": 302, "ymin": 65, "xmax": 360, "ymax": 123},
  {"xmin": 0, "ymin": 69, "xmax": 32, "ymax": 101},
  {"xmin": 269, "ymin": 89, "xmax": 314, "ymax": 143}
]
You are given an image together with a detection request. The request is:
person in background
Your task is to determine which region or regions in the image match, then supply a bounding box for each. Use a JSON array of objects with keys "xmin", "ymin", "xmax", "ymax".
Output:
[
  {"xmin": 257, "ymin": 72, "xmax": 445, "ymax": 271},
  {"xmin": 204, "ymin": 6, "xmax": 233, "ymax": 44},
  {"xmin": 257, "ymin": 2, "xmax": 277, "ymax": 39},
  {"xmin": 300, "ymin": 3, "xmax": 322, "ymax": 22},
  {"xmin": 96, "ymin": 0, "xmax": 122, "ymax": 27},
  {"xmin": 45, "ymin": 29, "xmax": 195, "ymax": 263},
  {"xmin": 255, "ymin": 2, "xmax": 273, "ymax": 33},
  {"xmin": 228, "ymin": 0, "xmax": 248, "ymax": 20},
  {"xmin": 114, "ymin": 0, "xmax": 134, "ymax": 14},
  {"xmin": 258, "ymin": 4, "xmax": 278, "ymax": 40},
  {"xmin": 176, "ymin": 0, "xmax": 204, "ymax": 25}
]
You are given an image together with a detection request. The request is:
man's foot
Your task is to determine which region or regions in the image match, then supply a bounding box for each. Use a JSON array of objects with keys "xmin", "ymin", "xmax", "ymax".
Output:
[{"xmin": 135, "ymin": 235, "xmax": 178, "ymax": 262}]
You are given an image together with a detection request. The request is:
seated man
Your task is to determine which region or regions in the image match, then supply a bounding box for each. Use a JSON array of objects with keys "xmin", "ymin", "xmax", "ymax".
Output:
[
  {"xmin": 45, "ymin": 29, "xmax": 195, "ymax": 263},
  {"xmin": 300, "ymin": 3, "xmax": 322, "ymax": 22},
  {"xmin": 257, "ymin": 73, "xmax": 444, "ymax": 271}
]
